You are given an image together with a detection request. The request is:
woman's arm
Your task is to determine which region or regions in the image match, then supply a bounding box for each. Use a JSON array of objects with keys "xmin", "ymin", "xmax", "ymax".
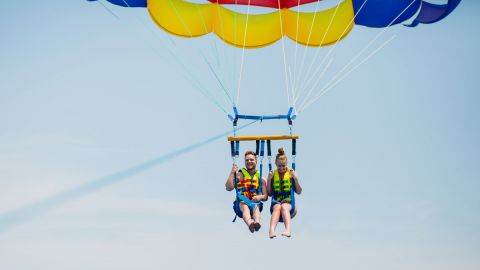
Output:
[
  {"xmin": 291, "ymin": 170, "xmax": 302, "ymax": 194},
  {"xmin": 266, "ymin": 171, "xmax": 274, "ymax": 196},
  {"xmin": 261, "ymin": 179, "xmax": 268, "ymax": 201}
]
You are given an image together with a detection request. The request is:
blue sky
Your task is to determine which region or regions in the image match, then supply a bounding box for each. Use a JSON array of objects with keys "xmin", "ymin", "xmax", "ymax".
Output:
[{"xmin": 0, "ymin": 1, "xmax": 479, "ymax": 269}]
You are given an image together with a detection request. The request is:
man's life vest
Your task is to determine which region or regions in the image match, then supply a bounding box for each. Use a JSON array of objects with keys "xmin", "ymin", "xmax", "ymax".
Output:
[
  {"xmin": 272, "ymin": 168, "xmax": 292, "ymax": 203},
  {"xmin": 237, "ymin": 168, "xmax": 260, "ymax": 200}
]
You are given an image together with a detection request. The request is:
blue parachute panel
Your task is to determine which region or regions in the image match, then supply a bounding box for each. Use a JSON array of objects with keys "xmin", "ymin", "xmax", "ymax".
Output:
[
  {"xmin": 353, "ymin": 0, "xmax": 422, "ymax": 28},
  {"xmin": 87, "ymin": 0, "xmax": 147, "ymax": 7},
  {"xmin": 406, "ymin": 0, "xmax": 462, "ymax": 27}
]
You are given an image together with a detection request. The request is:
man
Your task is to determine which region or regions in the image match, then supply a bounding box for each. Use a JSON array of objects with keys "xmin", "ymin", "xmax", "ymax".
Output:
[{"xmin": 226, "ymin": 150, "xmax": 267, "ymax": 233}]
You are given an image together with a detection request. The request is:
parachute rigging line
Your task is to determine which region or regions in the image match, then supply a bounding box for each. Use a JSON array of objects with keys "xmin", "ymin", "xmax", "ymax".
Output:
[
  {"xmin": 0, "ymin": 120, "xmax": 259, "ymax": 234},
  {"xmin": 298, "ymin": 0, "xmax": 418, "ymax": 112},
  {"xmin": 162, "ymin": 0, "xmax": 234, "ymax": 107},
  {"xmin": 96, "ymin": 0, "xmax": 120, "ymax": 19},
  {"xmin": 191, "ymin": 1, "xmax": 233, "ymax": 100},
  {"xmin": 294, "ymin": 0, "xmax": 368, "ymax": 108},
  {"xmin": 92, "ymin": 0, "xmax": 229, "ymax": 114},
  {"xmin": 295, "ymin": 0, "xmax": 368, "ymax": 107},
  {"xmin": 294, "ymin": 0, "xmax": 347, "ymax": 104},
  {"xmin": 236, "ymin": 0, "xmax": 253, "ymax": 106},
  {"xmin": 300, "ymin": 35, "xmax": 396, "ymax": 112},
  {"xmin": 291, "ymin": 0, "xmax": 325, "ymax": 108},
  {"xmin": 277, "ymin": 0, "xmax": 292, "ymax": 108},
  {"xmin": 291, "ymin": 0, "xmax": 302, "ymax": 107}
]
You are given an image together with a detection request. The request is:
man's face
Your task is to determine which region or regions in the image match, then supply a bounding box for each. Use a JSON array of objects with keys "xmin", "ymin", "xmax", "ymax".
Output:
[{"xmin": 245, "ymin": 154, "xmax": 257, "ymax": 170}]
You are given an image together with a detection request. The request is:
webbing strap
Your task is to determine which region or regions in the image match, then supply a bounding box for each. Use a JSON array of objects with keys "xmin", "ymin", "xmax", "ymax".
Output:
[
  {"xmin": 230, "ymin": 141, "xmax": 235, "ymax": 157},
  {"xmin": 267, "ymin": 140, "xmax": 272, "ymax": 171},
  {"xmin": 231, "ymin": 140, "xmax": 239, "ymax": 223},
  {"xmin": 235, "ymin": 141, "xmax": 240, "ymax": 157},
  {"xmin": 290, "ymin": 139, "xmax": 297, "ymax": 211},
  {"xmin": 258, "ymin": 140, "xmax": 265, "ymax": 196},
  {"xmin": 290, "ymin": 177, "xmax": 296, "ymax": 212},
  {"xmin": 292, "ymin": 139, "xmax": 297, "ymax": 171}
]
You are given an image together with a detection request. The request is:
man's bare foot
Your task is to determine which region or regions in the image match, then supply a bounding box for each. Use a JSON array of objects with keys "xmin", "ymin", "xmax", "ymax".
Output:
[
  {"xmin": 254, "ymin": 222, "xmax": 261, "ymax": 232},
  {"xmin": 248, "ymin": 220, "xmax": 255, "ymax": 233}
]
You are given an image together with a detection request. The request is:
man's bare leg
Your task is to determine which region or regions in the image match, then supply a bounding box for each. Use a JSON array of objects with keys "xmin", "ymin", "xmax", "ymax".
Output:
[
  {"xmin": 240, "ymin": 202, "xmax": 254, "ymax": 232},
  {"xmin": 253, "ymin": 206, "xmax": 261, "ymax": 231}
]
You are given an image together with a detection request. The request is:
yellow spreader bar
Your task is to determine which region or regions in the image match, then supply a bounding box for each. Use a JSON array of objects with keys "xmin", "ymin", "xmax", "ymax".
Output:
[{"xmin": 227, "ymin": 135, "xmax": 299, "ymax": 141}]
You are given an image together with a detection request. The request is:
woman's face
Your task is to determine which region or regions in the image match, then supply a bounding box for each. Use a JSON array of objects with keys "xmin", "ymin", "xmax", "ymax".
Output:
[{"xmin": 276, "ymin": 159, "xmax": 287, "ymax": 174}]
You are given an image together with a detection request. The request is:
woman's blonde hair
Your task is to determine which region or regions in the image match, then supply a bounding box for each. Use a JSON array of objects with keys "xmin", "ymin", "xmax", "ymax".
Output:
[{"xmin": 275, "ymin": 147, "xmax": 288, "ymax": 163}]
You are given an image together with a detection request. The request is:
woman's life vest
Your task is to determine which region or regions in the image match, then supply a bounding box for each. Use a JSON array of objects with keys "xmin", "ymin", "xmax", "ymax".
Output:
[
  {"xmin": 237, "ymin": 168, "xmax": 260, "ymax": 200},
  {"xmin": 272, "ymin": 168, "xmax": 292, "ymax": 203}
]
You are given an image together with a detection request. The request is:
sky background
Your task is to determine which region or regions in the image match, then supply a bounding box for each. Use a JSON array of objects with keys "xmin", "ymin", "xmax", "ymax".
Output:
[{"xmin": 0, "ymin": 1, "xmax": 479, "ymax": 269}]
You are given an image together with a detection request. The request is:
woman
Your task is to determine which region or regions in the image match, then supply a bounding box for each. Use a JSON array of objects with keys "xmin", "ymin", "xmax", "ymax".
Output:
[{"xmin": 267, "ymin": 148, "xmax": 302, "ymax": 238}]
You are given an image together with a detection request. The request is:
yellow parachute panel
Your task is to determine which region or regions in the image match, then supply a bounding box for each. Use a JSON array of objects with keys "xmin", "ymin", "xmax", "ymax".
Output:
[
  {"xmin": 284, "ymin": 0, "xmax": 354, "ymax": 46},
  {"xmin": 213, "ymin": 5, "xmax": 282, "ymax": 48},
  {"xmin": 147, "ymin": 0, "xmax": 355, "ymax": 48}
]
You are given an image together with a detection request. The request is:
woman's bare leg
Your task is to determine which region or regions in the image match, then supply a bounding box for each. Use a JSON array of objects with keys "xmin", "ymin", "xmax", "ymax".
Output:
[
  {"xmin": 269, "ymin": 204, "xmax": 281, "ymax": 238},
  {"xmin": 280, "ymin": 203, "xmax": 292, "ymax": 237}
]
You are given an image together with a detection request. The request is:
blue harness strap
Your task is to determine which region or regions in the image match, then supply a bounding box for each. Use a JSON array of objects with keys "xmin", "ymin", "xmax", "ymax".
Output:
[
  {"xmin": 231, "ymin": 140, "xmax": 240, "ymax": 222},
  {"xmin": 229, "ymin": 106, "xmax": 297, "ymax": 126},
  {"xmin": 233, "ymin": 192, "xmax": 263, "ymax": 221},
  {"xmin": 267, "ymin": 140, "xmax": 272, "ymax": 171},
  {"xmin": 258, "ymin": 140, "xmax": 265, "ymax": 196},
  {"xmin": 290, "ymin": 138, "xmax": 296, "ymax": 215}
]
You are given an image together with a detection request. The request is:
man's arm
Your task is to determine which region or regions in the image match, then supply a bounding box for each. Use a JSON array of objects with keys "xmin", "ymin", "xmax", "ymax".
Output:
[
  {"xmin": 225, "ymin": 164, "xmax": 238, "ymax": 191},
  {"xmin": 251, "ymin": 178, "xmax": 268, "ymax": 202}
]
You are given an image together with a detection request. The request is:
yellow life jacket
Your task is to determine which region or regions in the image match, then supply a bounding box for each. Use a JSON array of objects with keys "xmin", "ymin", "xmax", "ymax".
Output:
[
  {"xmin": 273, "ymin": 168, "xmax": 292, "ymax": 203},
  {"xmin": 237, "ymin": 168, "xmax": 260, "ymax": 200}
]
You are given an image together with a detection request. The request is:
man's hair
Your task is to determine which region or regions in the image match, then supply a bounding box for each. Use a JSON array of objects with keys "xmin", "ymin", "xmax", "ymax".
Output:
[{"xmin": 244, "ymin": 150, "xmax": 257, "ymax": 159}]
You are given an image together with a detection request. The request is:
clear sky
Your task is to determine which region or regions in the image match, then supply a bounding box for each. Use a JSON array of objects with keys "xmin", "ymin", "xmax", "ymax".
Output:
[{"xmin": 0, "ymin": 1, "xmax": 479, "ymax": 270}]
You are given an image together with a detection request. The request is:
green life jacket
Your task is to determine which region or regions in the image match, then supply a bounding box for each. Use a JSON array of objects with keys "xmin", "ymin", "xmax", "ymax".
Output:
[{"xmin": 273, "ymin": 168, "xmax": 292, "ymax": 203}]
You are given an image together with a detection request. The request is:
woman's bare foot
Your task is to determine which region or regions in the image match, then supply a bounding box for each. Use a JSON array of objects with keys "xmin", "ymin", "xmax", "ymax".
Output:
[
  {"xmin": 269, "ymin": 231, "xmax": 276, "ymax": 239},
  {"xmin": 281, "ymin": 231, "xmax": 291, "ymax": 238}
]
